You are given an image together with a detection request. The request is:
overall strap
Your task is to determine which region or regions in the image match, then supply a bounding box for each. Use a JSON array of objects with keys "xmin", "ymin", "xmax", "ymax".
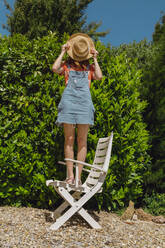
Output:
[
  {"xmin": 87, "ymin": 64, "xmax": 90, "ymax": 70},
  {"xmin": 67, "ymin": 63, "xmax": 71, "ymax": 69}
]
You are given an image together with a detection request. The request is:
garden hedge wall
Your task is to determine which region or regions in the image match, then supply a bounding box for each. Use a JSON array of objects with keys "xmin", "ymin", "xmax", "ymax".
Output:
[{"xmin": 0, "ymin": 33, "xmax": 150, "ymax": 210}]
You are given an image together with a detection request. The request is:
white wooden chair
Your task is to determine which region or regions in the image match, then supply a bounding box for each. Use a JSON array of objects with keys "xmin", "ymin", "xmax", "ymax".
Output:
[{"xmin": 46, "ymin": 132, "xmax": 113, "ymax": 230}]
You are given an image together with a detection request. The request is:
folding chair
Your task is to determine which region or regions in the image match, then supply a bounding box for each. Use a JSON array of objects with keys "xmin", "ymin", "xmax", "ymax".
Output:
[{"xmin": 46, "ymin": 132, "xmax": 113, "ymax": 230}]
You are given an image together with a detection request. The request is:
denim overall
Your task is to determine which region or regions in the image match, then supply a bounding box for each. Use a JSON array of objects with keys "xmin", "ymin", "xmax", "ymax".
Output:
[{"xmin": 56, "ymin": 65, "xmax": 95, "ymax": 126}]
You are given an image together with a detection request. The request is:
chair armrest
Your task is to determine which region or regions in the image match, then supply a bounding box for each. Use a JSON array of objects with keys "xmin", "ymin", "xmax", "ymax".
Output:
[
  {"xmin": 65, "ymin": 158, "xmax": 105, "ymax": 172},
  {"xmin": 58, "ymin": 161, "xmax": 66, "ymax": 165},
  {"xmin": 59, "ymin": 160, "xmax": 90, "ymax": 172},
  {"xmin": 46, "ymin": 179, "xmax": 53, "ymax": 186}
]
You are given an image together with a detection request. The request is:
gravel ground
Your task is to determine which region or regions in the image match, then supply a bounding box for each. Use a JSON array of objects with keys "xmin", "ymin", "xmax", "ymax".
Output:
[{"xmin": 0, "ymin": 206, "xmax": 165, "ymax": 248}]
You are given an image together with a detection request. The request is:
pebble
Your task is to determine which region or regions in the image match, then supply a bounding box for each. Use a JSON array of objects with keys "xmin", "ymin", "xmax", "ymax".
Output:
[{"xmin": 0, "ymin": 206, "xmax": 165, "ymax": 248}]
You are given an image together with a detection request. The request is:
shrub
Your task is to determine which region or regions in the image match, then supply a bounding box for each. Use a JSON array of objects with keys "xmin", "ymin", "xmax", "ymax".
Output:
[
  {"xmin": 0, "ymin": 33, "xmax": 151, "ymax": 210},
  {"xmin": 143, "ymin": 193, "xmax": 165, "ymax": 216}
]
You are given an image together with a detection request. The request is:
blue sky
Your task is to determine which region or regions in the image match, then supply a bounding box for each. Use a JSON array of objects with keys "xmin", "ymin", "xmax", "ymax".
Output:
[{"xmin": 0, "ymin": 0, "xmax": 165, "ymax": 46}]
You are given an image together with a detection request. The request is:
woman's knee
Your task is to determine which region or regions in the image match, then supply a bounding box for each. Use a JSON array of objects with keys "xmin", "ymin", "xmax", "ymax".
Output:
[
  {"xmin": 64, "ymin": 124, "xmax": 75, "ymax": 146},
  {"xmin": 65, "ymin": 135, "xmax": 75, "ymax": 146},
  {"xmin": 77, "ymin": 135, "xmax": 87, "ymax": 148},
  {"xmin": 77, "ymin": 124, "xmax": 89, "ymax": 147}
]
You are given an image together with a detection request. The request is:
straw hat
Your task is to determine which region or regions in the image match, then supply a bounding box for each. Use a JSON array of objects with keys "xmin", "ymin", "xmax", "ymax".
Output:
[{"xmin": 67, "ymin": 33, "xmax": 95, "ymax": 61}]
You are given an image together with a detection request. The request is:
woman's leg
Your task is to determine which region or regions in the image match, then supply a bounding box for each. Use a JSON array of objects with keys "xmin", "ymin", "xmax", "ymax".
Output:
[
  {"xmin": 63, "ymin": 123, "xmax": 75, "ymax": 180},
  {"xmin": 77, "ymin": 124, "xmax": 89, "ymax": 180}
]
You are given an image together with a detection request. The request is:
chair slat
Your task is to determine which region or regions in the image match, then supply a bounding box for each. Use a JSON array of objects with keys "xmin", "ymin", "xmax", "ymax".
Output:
[
  {"xmin": 93, "ymin": 163, "xmax": 103, "ymax": 168},
  {"xmin": 89, "ymin": 170, "xmax": 101, "ymax": 178},
  {"xmin": 94, "ymin": 157, "xmax": 105, "ymax": 163},
  {"xmin": 98, "ymin": 137, "xmax": 110, "ymax": 142},
  {"xmin": 95, "ymin": 149, "xmax": 107, "ymax": 156},
  {"xmin": 97, "ymin": 141, "xmax": 109, "ymax": 149},
  {"xmin": 86, "ymin": 177, "xmax": 98, "ymax": 185}
]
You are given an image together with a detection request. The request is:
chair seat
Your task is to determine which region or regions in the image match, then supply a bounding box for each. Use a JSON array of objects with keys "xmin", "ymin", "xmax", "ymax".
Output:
[{"xmin": 46, "ymin": 179, "xmax": 103, "ymax": 193}]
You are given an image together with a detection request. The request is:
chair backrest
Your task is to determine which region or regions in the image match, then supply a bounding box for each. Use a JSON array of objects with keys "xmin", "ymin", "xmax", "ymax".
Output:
[{"xmin": 85, "ymin": 132, "xmax": 113, "ymax": 188}]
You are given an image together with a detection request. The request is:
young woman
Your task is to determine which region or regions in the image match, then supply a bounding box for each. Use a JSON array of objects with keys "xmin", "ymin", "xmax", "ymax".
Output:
[{"xmin": 52, "ymin": 33, "xmax": 102, "ymax": 185}]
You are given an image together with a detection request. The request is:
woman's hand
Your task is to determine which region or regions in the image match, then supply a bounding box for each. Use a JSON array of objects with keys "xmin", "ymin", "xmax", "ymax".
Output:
[
  {"xmin": 91, "ymin": 48, "xmax": 102, "ymax": 80},
  {"xmin": 52, "ymin": 43, "xmax": 69, "ymax": 73},
  {"xmin": 90, "ymin": 48, "xmax": 99, "ymax": 58},
  {"xmin": 61, "ymin": 43, "xmax": 70, "ymax": 53}
]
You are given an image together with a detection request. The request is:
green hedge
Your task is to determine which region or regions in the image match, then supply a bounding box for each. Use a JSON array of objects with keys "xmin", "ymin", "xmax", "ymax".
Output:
[{"xmin": 0, "ymin": 33, "xmax": 151, "ymax": 210}]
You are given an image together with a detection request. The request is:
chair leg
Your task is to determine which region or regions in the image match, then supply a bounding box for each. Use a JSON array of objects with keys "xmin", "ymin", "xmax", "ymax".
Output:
[
  {"xmin": 50, "ymin": 188, "xmax": 80, "ymax": 230},
  {"xmin": 49, "ymin": 187, "xmax": 101, "ymax": 230},
  {"xmin": 78, "ymin": 208, "xmax": 101, "ymax": 229},
  {"xmin": 52, "ymin": 190, "xmax": 81, "ymax": 219}
]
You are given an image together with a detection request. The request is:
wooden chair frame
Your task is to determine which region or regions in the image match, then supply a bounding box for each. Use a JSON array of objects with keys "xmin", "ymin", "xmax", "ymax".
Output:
[{"xmin": 46, "ymin": 132, "xmax": 113, "ymax": 230}]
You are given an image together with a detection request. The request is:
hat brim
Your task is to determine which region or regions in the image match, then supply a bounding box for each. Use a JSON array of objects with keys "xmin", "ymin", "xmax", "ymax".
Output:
[{"xmin": 67, "ymin": 33, "xmax": 95, "ymax": 61}]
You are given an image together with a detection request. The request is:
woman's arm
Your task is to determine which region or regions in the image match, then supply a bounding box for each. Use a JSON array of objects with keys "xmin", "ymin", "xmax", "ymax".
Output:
[
  {"xmin": 52, "ymin": 44, "xmax": 69, "ymax": 74},
  {"xmin": 91, "ymin": 48, "xmax": 103, "ymax": 80}
]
